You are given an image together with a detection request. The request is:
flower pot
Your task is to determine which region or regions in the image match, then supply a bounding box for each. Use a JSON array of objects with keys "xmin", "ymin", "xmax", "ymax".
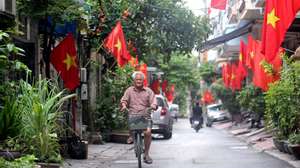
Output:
[
  {"xmin": 289, "ymin": 144, "xmax": 300, "ymax": 160},
  {"xmin": 110, "ymin": 130, "xmax": 130, "ymax": 144},
  {"xmin": 273, "ymin": 139, "xmax": 285, "ymax": 152},
  {"xmin": 283, "ymin": 141, "xmax": 292, "ymax": 154},
  {"xmin": 0, "ymin": 150, "xmax": 21, "ymax": 160},
  {"xmin": 68, "ymin": 140, "xmax": 88, "ymax": 159}
]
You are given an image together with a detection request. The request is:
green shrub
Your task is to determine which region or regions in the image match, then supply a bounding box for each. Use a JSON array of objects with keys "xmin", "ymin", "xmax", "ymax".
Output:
[
  {"xmin": 288, "ymin": 132, "xmax": 300, "ymax": 145},
  {"xmin": 0, "ymin": 155, "xmax": 36, "ymax": 168},
  {"xmin": 237, "ymin": 84, "xmax": 265, "ymax": 116},
  {"xmin": 95, "ymin": 65, "xmax": 134, "ymax": 131},
  {"xmin": 211, "ymin": 78, "xmax": 240, "ymax": 115},
  {"xmin": 265, "ymin": 58, "xmax": 300, "ymax": 139}
]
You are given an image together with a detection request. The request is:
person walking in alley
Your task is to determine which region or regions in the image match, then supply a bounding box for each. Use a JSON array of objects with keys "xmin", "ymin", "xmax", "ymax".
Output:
[{"xmin": 120, "ymin": 71, "xmax": 157, "ymax": 164}]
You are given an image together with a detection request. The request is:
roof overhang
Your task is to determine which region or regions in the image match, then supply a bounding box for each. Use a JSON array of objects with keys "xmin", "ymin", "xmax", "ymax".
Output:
[{"xmin": 198, "ymin": 21, "xmax": 253, "ymax": 52}]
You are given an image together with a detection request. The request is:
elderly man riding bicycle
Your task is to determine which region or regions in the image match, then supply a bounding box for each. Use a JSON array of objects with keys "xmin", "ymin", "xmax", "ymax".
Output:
[{"xmin": 120, "ymin": 71, "xmax": 157, "ymax": 164}]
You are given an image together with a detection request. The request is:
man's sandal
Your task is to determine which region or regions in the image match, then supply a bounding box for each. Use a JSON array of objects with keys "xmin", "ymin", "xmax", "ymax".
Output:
[{"xmin": 143, "ymin": 156, "xmax": 153, "ymax": 164}]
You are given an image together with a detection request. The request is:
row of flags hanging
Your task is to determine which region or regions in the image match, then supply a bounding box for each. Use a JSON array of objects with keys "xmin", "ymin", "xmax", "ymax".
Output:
[
  {"xmin": 150, "ymin": 80, "xmax": 176, "ymax": 103},
  {"xmin": 49, "ymin": 21, "xmax": 144, "ymax": 91},
  {"xmin": 49, "ymin": 20, "xmax": 175, "ymax": 98},
  {"xmin": 221, "ymin": 0, "xmax": 300, "ymax": 92}
]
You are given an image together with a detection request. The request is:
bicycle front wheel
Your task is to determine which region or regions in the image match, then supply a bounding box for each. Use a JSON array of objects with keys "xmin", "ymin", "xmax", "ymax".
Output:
[{"xmin": 136, "ymin": 133, "xmax": 142, "ymax": 168}]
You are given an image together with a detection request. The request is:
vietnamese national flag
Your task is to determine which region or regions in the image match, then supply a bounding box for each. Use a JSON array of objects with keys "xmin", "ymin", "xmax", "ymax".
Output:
[
  {"xmin": 138, "ymin": 63, "xmax": 148, "ymax": 86},
  {"xmin": 161, "ymin": 80, "xmax": 168, "ymax": 93},
  {"xmin": 238, "ymin": 40, "xmax": 248, "ymax": 79},
  {"xmin": 150, "ymin": 79, "xmax": 160, "ymax": 94},
  {"xmin": 50, "ymin": 33, "xmax": 80, "ymax": 91},
  {"xmin": 230, "ymin": 63, "xmax": 242, "ymax": 91},
  {"xmin": 222, "ymin": 63, "xmax": 232, "ymax": 88},
  {"xmin": 165, "ymin": 84, "xmax": 175, "ymax": 103},
  {"xmin": 261, "ymin": 0, "xmax": 300, "ymax": 63},
  {"xmin": 211, "ymin": 0, "xmax": 227, "ymax": 10},
  {"xmin": 104, "ymin": 21, "xmax": 131, "ymax": 67},
  {"xmin": 202, "ymin": 90, "xmax": 214, "ymax": 104},
  {"xmin": 128, "ymin": 55, "xmax": 138, "ymax": 67},
  {"xmin": 246, "ymin": 35, "xmax": 256, "ymax": 70},
  {"xmin": 252, "ymin": 41, "xmax": 282, "ymax": 91}
]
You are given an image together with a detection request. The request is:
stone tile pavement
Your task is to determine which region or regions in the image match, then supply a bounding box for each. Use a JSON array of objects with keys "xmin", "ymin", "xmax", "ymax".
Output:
[
  {"xmin": 213, "ymin": 121, "xmax": 300, "ymax": 168},
  {"xmin": 63, "ymin": 143, "xmax": 132, "ymax": 168}
]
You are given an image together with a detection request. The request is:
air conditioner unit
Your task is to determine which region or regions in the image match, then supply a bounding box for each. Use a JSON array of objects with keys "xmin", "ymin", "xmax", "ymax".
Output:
[
  {"xmin": 80, "ymin": 68, "xmax": 87, "ymax": 82},
  {"xmin": 0, "ymin": 0, "xmax": 16, "ymax": 15}
]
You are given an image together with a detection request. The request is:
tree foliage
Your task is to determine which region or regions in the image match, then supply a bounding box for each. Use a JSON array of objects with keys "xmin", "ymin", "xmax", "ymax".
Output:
[
  {"xmin": 160, "ymin": 52, "xmax": 200, "ymax": 114},
  {"xmin": 211, "ymin": 78, "xmax": 240, "ymax": 114},
  {"xmin": 84, "ymin": 0, "xmax": 210, "ymax": 64},
  {"xmin": 198, "ymin": 62, "xmax": 217, "ymax": 85},
  {"xmin": 17, "ymin": 0, "xmax": 82, "ymax": 22}
]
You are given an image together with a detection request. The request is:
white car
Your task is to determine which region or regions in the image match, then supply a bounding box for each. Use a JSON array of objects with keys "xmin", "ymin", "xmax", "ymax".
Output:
[
  {"xmin": 169, "ymin": 104, "xmax": 179, "ymax": 121},
  {"xmin": 206, "ymin": 103, "xmax": 229, "ymax": 122}
]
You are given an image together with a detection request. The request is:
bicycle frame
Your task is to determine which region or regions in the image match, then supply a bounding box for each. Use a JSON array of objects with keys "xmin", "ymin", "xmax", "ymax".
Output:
[
  {"xmin": 126, "ymin": 108, "xmax": 152, "ymax": 168},
  {"xmin": 132, "ymin": 129, "xmax": 144, "ymax": 168}
]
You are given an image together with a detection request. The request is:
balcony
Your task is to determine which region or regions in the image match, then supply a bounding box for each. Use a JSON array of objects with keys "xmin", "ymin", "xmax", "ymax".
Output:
[
  {"xmin": 254, "ymin": 0, "xmax": 265, "ymax": 7},
  {"xmin": 238, "ymin": 0, "xmax": 263, "ymax": 21},
  {"xmin": 219, "ymin": 25, "xmax": 241, "ymax": 59},
  {"xmin": 227, "ymin": 6, "xmax": 238, "ymax": 24}
]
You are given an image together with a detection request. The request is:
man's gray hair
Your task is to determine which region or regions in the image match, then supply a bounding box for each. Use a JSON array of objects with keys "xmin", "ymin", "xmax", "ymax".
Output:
[{"xmin": 132, "ymin": 71, "xmax": 145, "ymax": 80}]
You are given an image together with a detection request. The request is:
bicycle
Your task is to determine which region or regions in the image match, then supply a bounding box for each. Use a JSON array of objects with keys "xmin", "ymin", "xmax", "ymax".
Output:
[{"xmin": 126, "ymin": 108, "xmax": 152, "ymax": 168}]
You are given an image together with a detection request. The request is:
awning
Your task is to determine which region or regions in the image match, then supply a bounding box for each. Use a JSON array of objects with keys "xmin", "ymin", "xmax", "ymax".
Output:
[{"xmin": 198, "ymin": 21, "xmax": 254, "ymax": 52}]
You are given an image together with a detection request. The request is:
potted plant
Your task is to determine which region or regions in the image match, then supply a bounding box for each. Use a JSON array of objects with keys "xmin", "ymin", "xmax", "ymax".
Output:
[
  {"xmin": 17, "ymin": 78, "xmax": 75, "ymax": 167},
  {"xmin": 237, "ymin": 84, "xmax": 265, "ymax": 128},
  {"xmin": 0, "ymin": 154, "xmax": 36, "ymax": 168},
  {"xmin": 288, "ymin": 133, "xmax": 300, "ymax": 159}
]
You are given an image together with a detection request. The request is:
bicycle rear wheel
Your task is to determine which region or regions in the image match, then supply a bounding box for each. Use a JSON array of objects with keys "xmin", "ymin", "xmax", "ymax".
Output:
[{"xmin": 136, "ymin": 133, "xmax": 142, "ymax": 168}]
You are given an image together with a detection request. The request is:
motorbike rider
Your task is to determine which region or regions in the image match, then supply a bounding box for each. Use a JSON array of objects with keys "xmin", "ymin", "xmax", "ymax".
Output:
[{"xmin": 192, "ymin": 102, "xmax": 203, "ymax": 128}]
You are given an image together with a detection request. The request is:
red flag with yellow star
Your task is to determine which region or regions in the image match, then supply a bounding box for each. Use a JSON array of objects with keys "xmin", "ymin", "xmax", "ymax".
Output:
[
  {"xmin": 261, "ymin": 0, "xmax": 300, "ymax": 63},
  {"xmin": 222, "ymin": 63, "xmax": 232, "ymax": 88},
  {"xmin": 246, "ymin": 35, "xmax": 256, "ymax": 70},
  {"xmin": 150, "ymin": 79, "xmax": 160, "ymax": 94},
  {"xmin": 104, "ymin": 21, "xmax": 131, "ymax": 67},
  {"xmin": 202, "ymin": 90, "xmax": 214, "ymax": 104},
  {"xmin": 230, "ymin": 63, "xmax": 242, "ymax": 91},
  {"xmin": 137, "ymin": 63, "xmax": 148, "ymax": 86},
  {"xmin": 253, "ymin": 41, "xmax": 282, "ymax": 91},
  {"xmin": 238, "ymin": 40, "xmax": 248, "ymax": 79},
  {"xmin": 50, "ymin": 33, "xmax": 80, "ymax": 91}
]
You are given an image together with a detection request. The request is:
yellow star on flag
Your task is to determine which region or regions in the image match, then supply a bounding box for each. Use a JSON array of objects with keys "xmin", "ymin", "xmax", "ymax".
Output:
[
  {"xmin": 250, "ymin": 51, "xmax": 255, "ymax": 59},
  {"xmin": 239, "ymin": 53, "xmax": 243, "ymax": 61},
  {"xmin": 267, "ymin": 8, "xmax": 280, "ymax": 28},
  {"xmin": 63, "ymin": 53, "xmax": 77, "ymax": 70},
  {"xmin": 114, "ymin": 38, "xmax": 122, "ymax": 52}
]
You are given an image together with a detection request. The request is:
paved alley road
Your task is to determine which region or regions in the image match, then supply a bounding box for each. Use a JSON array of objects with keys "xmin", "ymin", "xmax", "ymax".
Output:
[{"xmin": 109, "ymin": 119, "xmax": 293, "ymax": 168}]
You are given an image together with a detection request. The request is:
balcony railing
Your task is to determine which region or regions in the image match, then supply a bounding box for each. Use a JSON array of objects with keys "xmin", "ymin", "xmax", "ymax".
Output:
[{"xmin": 237, "ymin": 0, "xmax": 262, "ymax": 20}]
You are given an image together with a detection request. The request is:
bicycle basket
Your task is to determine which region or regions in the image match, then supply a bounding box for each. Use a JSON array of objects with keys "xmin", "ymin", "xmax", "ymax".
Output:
[{"xmin": 128, "ymin": 115, "xmax": 148, "ymax": 130}]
